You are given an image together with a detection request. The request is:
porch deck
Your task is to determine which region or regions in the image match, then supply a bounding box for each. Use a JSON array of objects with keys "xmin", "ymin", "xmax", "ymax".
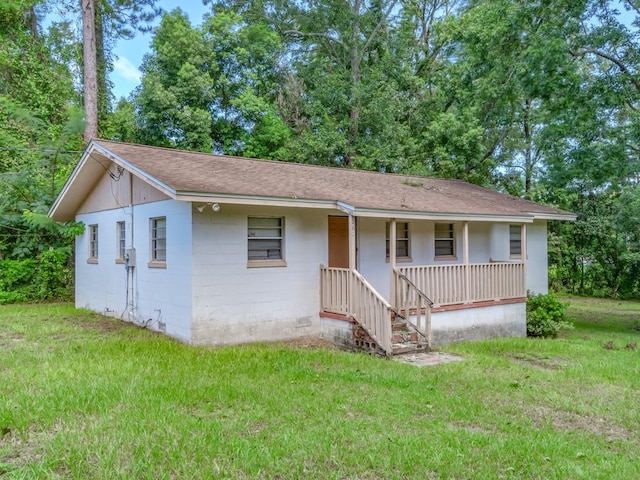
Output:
[{"xmin": 320, "ymin": 262, "xmax": 526, "ymax": 355}]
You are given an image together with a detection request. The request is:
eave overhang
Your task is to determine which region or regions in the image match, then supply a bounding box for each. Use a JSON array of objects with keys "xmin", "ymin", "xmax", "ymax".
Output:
[
  {"xmin": 48, "ymin": 141, "xmax": 178, "ymax": 222},
  {"xmin": 528, "ymin": 212, "xmax": 577, "ymax": 221},
  {"xmin": 175, "ymin": 192, "xmax": 337, "ymax": 210},
  {"xmin": 177, "ymin": 192, "xmax": 539, "ymax": 223},
  {"xmin": 92, "ymin": 142, "xmax": 176, "ymax": 199}
]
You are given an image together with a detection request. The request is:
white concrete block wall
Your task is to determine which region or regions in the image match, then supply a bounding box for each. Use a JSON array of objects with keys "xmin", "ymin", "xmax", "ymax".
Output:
[
  {"xmin": 468, "ymin": 222, "xmax": 491, "ymax": 263},
  {"xmin": 131, "ymin": 200, "xmax": 193, "ymax": 342},
  {"xmin": 526, "ymin": 220, "xmax": 548, "ymax": 294},
  {"xmin": 489, "ymin": 223, "xmax": 510, "ymax": 262},
  {"xmin": 489, "ymin": 221, "xmax": 548, "ymax": 294},
  {"xmin": 357, "ymin": 218, "xmax": 497, "ymax": 300},
  {"xmin": 356, "ymin": 217, "xmax": 394, "ymax": 299},
  {"xmin": 190, "ymin": 205, "xmax": 331, "ymax": 345},
  {"xmin": 75, "ymin": 199, "xmax": 193, "ymax": 342},
  {"xmin": 75, "ymin": 209, "xmax": 131, "ymax": 316},
  {"xmin": 431, "ymin": 302, "xmax": 526, "ymax": 345}
]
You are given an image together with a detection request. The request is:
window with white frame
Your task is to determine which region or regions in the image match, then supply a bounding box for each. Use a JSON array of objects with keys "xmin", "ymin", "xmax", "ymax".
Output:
[
  {"xmin": 150, "ymin": 217, "xmax": 166, "ymax": 263},
  {"xmin": 88, "ymin": 224, "xmax": 98, "ymax": 262},
  {"xmin": 116, "ymin": 221, "xmax": 126, "ymax": 261},
  {"xmin": 247, "ymin": 217, "xmax": 284, "ymax": 262},
  {"xmin": 385, "ymin": 221, "xmax": 410, "ymax": 259},
  {"xmin": 510, "ymin": 224, "xmax": 522, "ymax": 257},
  {"xmin": 434, "ymin": 223, "xmax": 455, "ymax": 258}
]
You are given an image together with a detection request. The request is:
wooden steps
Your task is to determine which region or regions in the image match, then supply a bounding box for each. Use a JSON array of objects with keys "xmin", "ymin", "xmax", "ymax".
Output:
[{"xmin": 353, "ymin": 318, "xmax": 427, "ymax": 356}]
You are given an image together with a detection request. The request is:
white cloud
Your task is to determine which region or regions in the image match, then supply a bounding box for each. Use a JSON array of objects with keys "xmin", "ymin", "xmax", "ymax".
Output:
[{"xmin": 114, "ymin": 56, "xmax": 141, "ymax": 83}]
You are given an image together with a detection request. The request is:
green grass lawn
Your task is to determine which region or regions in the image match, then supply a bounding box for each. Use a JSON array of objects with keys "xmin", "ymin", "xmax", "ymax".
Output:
[{"xmin": 1, "ymin": 298, "xmax": 639, "ymax": 479}]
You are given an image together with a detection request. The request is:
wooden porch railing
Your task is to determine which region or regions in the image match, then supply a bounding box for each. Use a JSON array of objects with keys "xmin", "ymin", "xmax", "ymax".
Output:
[
  {"xmin": 393, "ymin": 269, "xmax": 433, "ymax": 349},
  {"xmin": 397, "ymin": 262, "xmax": 525, "ymax": 307},
  {"xmin": 320, "ymin": 266, "xmax": 393, "ymax": 355}
]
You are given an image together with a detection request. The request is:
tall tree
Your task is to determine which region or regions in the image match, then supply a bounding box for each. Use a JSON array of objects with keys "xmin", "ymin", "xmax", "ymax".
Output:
[
  {"xmin": 134, "ymin": 7, "xmax": 288, "ymax": 156},
  {"xmin": 0, "ymin": 0, "xmax": 82, "ymax": 260},
  {"xmin": 50, "ymin": 0, "xmax": 160, "ymax": 141},
  {"xmin": 81, "ymin": 0, "xmax": 98, "ymax": 142}
]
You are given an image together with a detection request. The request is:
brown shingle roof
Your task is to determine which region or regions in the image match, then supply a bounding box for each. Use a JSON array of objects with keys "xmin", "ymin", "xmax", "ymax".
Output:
[{"xmin": 77, "ymin": 140, "xmax": 574, "ymax": 220}]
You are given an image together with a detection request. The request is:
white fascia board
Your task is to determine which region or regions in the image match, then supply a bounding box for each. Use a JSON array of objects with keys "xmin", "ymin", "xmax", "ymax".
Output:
[
  {"xmin": 177, "ymin": 193, "xmax": 537, "ymax": 222},
  {"xmin": 176, "ymin": 192, "xmax": 338, "ymax": 210},
  {"xmin": 91, "ymin": 143, "xmax": 177, "ymax": 199},
  {"xmin": 529, "ymin": 212, "xmax": 577, "ymax": 221},
  {"xmin": 336, "ymin": 201, "xmax": 355, "ymax": 215},
  {"xmin": 351, "ymin": 208, "xmax": 535, "ymax": 223},
  {"xmin": 48, "ymin": 144, "xmax": 95, "ymax": 218}
]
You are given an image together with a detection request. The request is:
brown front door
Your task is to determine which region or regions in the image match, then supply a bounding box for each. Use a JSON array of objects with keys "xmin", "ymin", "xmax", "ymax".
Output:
[{"xmin": 328, "ymin": 216, "xmax": 349, "ymax": 268}]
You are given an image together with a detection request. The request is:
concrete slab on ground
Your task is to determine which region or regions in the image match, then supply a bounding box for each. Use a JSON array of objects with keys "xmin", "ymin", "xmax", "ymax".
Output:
[{"xmin": 393, "ymin": 351, "xmax": 464, "ymax": 367}]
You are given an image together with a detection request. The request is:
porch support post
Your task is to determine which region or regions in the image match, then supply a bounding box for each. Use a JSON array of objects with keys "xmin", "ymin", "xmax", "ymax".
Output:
[
  {"xmin": 348, "ymin": 214, "xmax": 356, "ymax": 271},
  {"xmin": 389, "ymin": 218, "xmax": 397, "ymax": 307},
  {"xmin": 521, "ymin": 223, "xmax": 527, "ymax": 296},
  {"xmin": 463, "ymin": 221, "xmax": 470, "ymax": 303}
]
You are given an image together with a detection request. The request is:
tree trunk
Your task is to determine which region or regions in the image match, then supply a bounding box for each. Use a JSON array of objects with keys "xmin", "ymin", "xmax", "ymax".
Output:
[
  {"xmin": 82, "ymin": 0, "xmax": 99, "ymax": 143},
  {"xmin": 346, "ymin": 0, "xmax": 362, "ymax": 168},
  {"xmin": 95, "ymin": 4, "xmax": 109, "ymax": 136}
]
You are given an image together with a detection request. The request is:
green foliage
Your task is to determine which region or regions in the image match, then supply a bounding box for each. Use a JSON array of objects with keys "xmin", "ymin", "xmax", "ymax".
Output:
[
  {"xmin": 35, "ymin": 247, "xmax": 74, "ymax": 300},
  {"xmin": 0, "ymin": 3, "xmax": 83, "ymax": 304},
  {"xmin": 547, "ymin": 186, "xmax": 640, "ymax": 299},
  {"xmin": 132, "ymin": 8, "xmax": 286, "ymax": 156},
  {"xmin": 0, "ymin": 247, "xmax": 73, "ymax": 304},
  {"xmin": 0, "ymin": 258, "xmax": 37, "ymax": 303},
  {"xmin": 526, "ymin": 292, "xmax": 574, "ymax": 338}
]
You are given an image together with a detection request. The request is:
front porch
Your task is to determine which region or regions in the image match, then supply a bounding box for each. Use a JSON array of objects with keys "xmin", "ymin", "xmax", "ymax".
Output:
[
  {"xmin": 319, "ymin": 219, "xmax": 529, "ymax": 356},
  {"xmin": 320, "ymin": 263, "xmax": 527, "ymax": 355}
]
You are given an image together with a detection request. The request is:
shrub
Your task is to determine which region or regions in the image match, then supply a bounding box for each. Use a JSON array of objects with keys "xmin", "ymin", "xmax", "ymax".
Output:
[
  {"xmin": 526, "ymin": 292, "xmax": 574, "ymax": 338},
  {"xmin": 0, "ymin": 258, "xmax": 38, "ymax": 304},
  {"xmin": 0, "ymin": 248, "xmax": 73, "ymax": 304},
  {"xmin": 36, "ymin": 248, "xmax": 73, "ymax": 300}
]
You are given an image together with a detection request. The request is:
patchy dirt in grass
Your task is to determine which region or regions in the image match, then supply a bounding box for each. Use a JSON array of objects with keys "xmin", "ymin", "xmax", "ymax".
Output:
[
  {"xmin": 0, "ymin": 420, "xmax": 65, "ymax": 475},
  {"xmin": 393, "ymin": 351, "xmax": 464, "ymax": 367},
  {"xmin": 67, "ymin": 315, "xmax": 133, "ymax": 333},
  {"xmin": 0, "ymin": 333, "xmax": 25, "ymax": 350},
  {"xmin": 279, "ymin": 337, "xmax": 342, "ymax": 351},
  {"xmin": 529, "ymin": 405, "xmax": 634, "ymax": 443},
  {"xmin": 448, "ymin": 422, "xmax": 496, "ymax": 435},
  {"xmin": 277, "ymin": 339, "xmax": 464, "ymax": 366},
  {"xmin": 509, "ymin": 354, "xmax": 569, "ymax": 370}
]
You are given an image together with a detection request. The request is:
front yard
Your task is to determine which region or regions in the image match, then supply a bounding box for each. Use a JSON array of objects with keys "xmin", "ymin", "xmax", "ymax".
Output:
[{"xmin": 0, "ymin": 298, "xmax": 639, "ymax": 479}]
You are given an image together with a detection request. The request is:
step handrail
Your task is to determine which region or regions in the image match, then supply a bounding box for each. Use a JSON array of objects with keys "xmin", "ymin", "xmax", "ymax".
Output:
[
  {"xmin": 393, "ymin": 268, "xmax": 432, "ymax": 349},
  {"xmin": 320, "ymin": 265, "xmax": 393, "ymax": 355},
  {"xmin": 395, "ymin": 270, "xmax": 434, "ymax": 307}
]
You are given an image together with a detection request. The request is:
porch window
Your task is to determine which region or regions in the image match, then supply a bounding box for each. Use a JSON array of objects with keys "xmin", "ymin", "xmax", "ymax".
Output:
[
  {"xmin": 248, "ymin": 217, "xmax": 286, "ymax": 267},
  {"xmin": 150, "ymin": 217, "xmax": 166, "ymax": 266},
  {"xmin": 386, "ymin": 221, "xmax": 410, "ymax": 260},
  {"xmin": 510, "ymin": 224, "xmax": 522, "ymax": 258},
  {"xmin": 116, "ymin": 221, "xmax": 126, "ymax": 262},
  {"xmin": 88, "ymin": 224, "xmax": 98, "ymax": 263},
  {"xmin": 434, "ymin": 223, "xmax": 455, "ymax": 258}
]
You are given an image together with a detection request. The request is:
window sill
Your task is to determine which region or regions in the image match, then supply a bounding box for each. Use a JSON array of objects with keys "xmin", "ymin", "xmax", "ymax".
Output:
[
  {"xmin": 148, "ymin": 261, "xmax": 167, "ymax": 269},
  {"xmin": 434, "ymin": 255, "xmax": 458, "ymax": 262},
  {"xmin": 509, "ymin": 254, "xmax": 522, "ymax": 260},
  {"xmin": 247, "ymin": 260, "xmax": 287, "ymax": 268},
  {"xmin": 115, "ymin": 258, "xmax": 125, "ymax": 264},
  {"xmin": 385, "ymin": 256, "xmax": 413, "ymax": 264},
  {"xmin": 87, "ymin": 258, "xmax": 98, "ymax": 264}
]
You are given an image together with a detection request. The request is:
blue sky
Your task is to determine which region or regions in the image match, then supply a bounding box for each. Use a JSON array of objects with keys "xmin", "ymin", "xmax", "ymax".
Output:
[{"xmin": 111, "ymin": 0, "xmax": 209, "ymax": 99}]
